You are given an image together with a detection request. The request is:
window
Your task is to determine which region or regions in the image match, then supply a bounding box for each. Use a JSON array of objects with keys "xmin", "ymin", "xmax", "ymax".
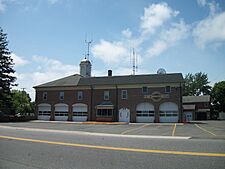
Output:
[
  {"xmin": 97, "ymin": 109, "xmax": 113, "ymax": 117},
  {"xmin": 38, "ymin": 111, "xmax": 50, "ymax": 116},
  {"xmin": 59, "ymin": 92, "xmax": 64, "ymax": 100},
  {"xmin": 77, "ymin": 91, "xmax": 83, "ymax": 100},
  {"xmin": 73, "ymin": 112, "xmax": 87, "ymax": 116},
  {"xmin": 136, "ymin": 111, "xmax": 154, "ymax": 117},
  {"xmin": 55, "ymin": 112, "xmax": 68, "ymax": 116},
  {"xmin": 165, "ymin": 86, "xmax": 171, "ymax": 93},
  {"xmin": 121, "ymin": 90, "xmax": 127, "ymax": 99},
  {"xmin": 43, "ymin": 92, "xmax": 47, "ymax": 100},
  {"xmin": 160, "ymin": 111, "xmax": 178, "ymax": 117},
  {"xmin": 104, "ymin": 91, "xmax": 109, "ymax": 100},
  {"xmin": 142, "ymin": 86, "xmax": 148, "ymax": 94}
]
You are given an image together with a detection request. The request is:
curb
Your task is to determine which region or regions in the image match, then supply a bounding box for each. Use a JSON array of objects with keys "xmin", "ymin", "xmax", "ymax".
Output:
[
  {"xmin": 0, "ymin": 125, "xmax": 191, "ymax": 140},
  {"xmin": 31, "ymin": 120, "xmax": 183, "ymax": 125}
]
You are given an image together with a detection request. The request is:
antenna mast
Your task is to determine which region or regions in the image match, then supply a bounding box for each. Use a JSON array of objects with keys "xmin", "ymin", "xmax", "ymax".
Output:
[
  {"xmin": 132, "ymin": 48, "xmax": 138, "ymax": 75},
  {"xmin": 85, "ymin": 39, "xmax": 92, "ymax": 60}
]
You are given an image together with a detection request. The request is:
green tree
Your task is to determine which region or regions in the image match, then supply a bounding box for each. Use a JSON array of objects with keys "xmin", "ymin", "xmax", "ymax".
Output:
[
  {"xmin": 211, "ymin": 81, "xmax": 225, "ymax": 113},
  {"xmin": 11, "ymin": 90, "xmax": 35, "ymax": 116},
  {"xmin": 184, "ymin": 72, "xmax": 211, "ymax": 96},
  {"xmin": 0, "ymin": 27, "xmax": 17, "ymax": 113}
]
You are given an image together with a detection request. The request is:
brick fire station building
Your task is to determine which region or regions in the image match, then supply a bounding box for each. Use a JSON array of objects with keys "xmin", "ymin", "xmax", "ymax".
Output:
[{"xmin": 34, "ymin": 58, "xmax": 184, "ymax": 123}]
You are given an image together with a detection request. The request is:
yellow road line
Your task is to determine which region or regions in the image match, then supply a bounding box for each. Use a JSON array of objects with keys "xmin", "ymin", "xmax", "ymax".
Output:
[
  {"xmin": 195, "ymin": 124, "xmax": 217, "ymax": 136},
  {"xmin": 0, "ymin": 135, "xmax": 225, "ymax": 157},
  {"xmin": 121, "ymin": 124, "xmax": 149, "ymax": 134},
  {"xmin": 172, "ymin": 124, "xmax": 177, "ymax": 136}
]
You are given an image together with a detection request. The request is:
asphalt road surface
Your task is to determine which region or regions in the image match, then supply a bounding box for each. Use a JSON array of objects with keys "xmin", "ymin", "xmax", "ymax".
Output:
[{"xmin": 0, "ymin": 122, "xmax": 225, "ymax": 169}]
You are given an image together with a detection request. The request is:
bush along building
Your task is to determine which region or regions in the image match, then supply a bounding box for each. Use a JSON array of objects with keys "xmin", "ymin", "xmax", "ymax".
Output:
[{"xmin": 34, "ymin": 57, "xmax": 184, "ymax": 123}]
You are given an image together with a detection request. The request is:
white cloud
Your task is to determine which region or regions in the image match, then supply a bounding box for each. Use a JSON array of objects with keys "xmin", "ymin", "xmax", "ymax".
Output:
[
  {"xmin": 147, "ymin": 20, "xmax": 189, "ymax": 57},
  {"xmin": 193, "ymin": 12, "xmax": 225, "ymax": 48},
  {"xmin": 140, "ymin": 2, "xmax": 179, "ymax": 34},
  {"xmin": 197, "ymin": 0, "xmax": 219, "ymax": 16},
  {"xmin": 92, "ymin": 2, "xmax": 181, "ymax": 66},
  {"xmin": 197, "ymin": 0, "xmax": 207, "ymax": 6},
  {"xmin": 92, "ymin": 40, "xmax": 129, "ymax": 64},
  {"xmin": 14, "ymin": 55, "xmax": 79, "ymax": 101},
  {"xmin": 161, "ymin": 20, "xmax": 189, "ymax": 42},
  {"xmin": 122, "ymin": 28, "xmax": 132, "ymax": 38},
  {"xmin": 31, "ymin": 55, "xmax": 78, "ymax": 83},
  {"xmin": 11, "ymin": 53, "xmax": 29, "ymax": 67},
  {"xmin": 147, "ymin": 41, "xmax": 167, "ymax": 58},
  {"xmin": 0, "ymin": 0, "xmax": 6, "ymax": 13}
]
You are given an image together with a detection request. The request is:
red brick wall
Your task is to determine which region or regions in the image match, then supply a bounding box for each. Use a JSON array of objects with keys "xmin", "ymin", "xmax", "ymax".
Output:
[
  {"xmin": 118, "ymin": 87, "xmax": 182, "ymax": 122},
  {"xmin": 35, "ymin": 86, "xmax": 183, "ymax": 122}
]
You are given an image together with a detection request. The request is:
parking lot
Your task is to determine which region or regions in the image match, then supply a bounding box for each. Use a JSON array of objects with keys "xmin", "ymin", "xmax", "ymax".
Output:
[{"xmin": 0, "ymin": 120, "xmax": 224, "ymax": 140}]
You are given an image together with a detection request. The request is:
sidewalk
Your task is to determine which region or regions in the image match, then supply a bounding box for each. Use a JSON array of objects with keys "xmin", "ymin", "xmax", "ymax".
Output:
[
  {"xmin": 31, "ymin": 120, "xmax": 128, "ymax": 125},
  {"xmin": 31, "ymin": 120, "xmax": 183, "ymax": 125}
]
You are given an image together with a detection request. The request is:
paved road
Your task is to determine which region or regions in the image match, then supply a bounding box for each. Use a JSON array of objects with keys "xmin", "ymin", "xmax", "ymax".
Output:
[
  {"xmin": 0, "ymin": 120, "xmax": 224, "ymax": 139},
  {"xmin": 0, "ymin": 123, "xmax": 225, "ymax": 169}
]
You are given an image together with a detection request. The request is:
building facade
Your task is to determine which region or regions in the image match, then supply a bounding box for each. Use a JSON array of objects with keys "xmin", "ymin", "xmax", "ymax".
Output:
[
  {"xmin": 34, "ymin": 69, "xmax": 184, "ymax": 123},
  {"xmin": 183, "ymin": 95, "xmax": 211, "ymax": 121}
]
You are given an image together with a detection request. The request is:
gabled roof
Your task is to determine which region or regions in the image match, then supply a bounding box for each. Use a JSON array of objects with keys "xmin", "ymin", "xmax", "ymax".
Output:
[
  {"xmin": 78, "ymin": 73, "xmax": 184, "ymax": 86},
  {"xmin": 34, "ymin": 74, "xmax": 81, "ymax": 88},
  {"xmin": 183, "ymin": 95, "xmax": 210, "ymax": 103},
  {"xmin": 34, "ymin": 73, "xmax": 184, "ymax": 88}
]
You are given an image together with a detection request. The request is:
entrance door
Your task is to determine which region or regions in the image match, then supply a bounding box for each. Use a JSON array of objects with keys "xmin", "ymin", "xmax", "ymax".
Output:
[
  {"xmin": 184, "ymin": 112, "xmax": 192, "ymax": 122},
  {"xmin": 119, "ymin": 108, "xmax": 130, "ymax": 122}
]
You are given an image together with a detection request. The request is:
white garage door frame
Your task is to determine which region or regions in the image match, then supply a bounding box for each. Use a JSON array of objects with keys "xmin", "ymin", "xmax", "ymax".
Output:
[
  {"xmin": 72, "ymin": 103, "xmax": 88, "ymax": 122},
  {"xmin": 54, "ymin": 103, "xmax": 69, "ymax": 121},
  {"xmin": 119, "ymin": 108, "xmax": 130, "ymax": 122},
  {"xmin": 38, "ymin": 103, "xmax": 51, "ymax": 120},
  {"xmin": 136, "ymin": 103, "xmax": 155, "ymax": 123},
  {"xmin": 159, "ymin": 102, "xmax": 178, "ymax": 123}
]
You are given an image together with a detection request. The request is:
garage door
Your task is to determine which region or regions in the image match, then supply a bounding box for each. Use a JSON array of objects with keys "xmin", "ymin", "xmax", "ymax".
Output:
[
  {"xmin": 38, "ymin": 103, "xmax": 51, "ymax": 120},
  {"xmin": 54, "ymin": 103, "xmax": 68, "ymax": 121},
  {"xmin": 159, "ymin": 102, "xmax": 178, "ymax": 123},
  {"xmin": 72, "ymin": 103, "xmax": 88, "ymax": 122},
  {"xmin": 136, "ymin": 103, "xmax": 155, "ymax": 123}
]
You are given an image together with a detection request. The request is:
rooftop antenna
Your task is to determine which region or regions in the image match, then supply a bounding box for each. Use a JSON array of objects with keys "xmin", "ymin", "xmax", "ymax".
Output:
[
  {"xmin": 136, "ymin": 51, "xmax": 138, "ymax": 73},
  {"xmin": 132, "ymin": 48, "xmax": 138, "ymax": 75},
  {"xmin": 85, "ymin": 38, "xmax": 92, "ymax": 60}
]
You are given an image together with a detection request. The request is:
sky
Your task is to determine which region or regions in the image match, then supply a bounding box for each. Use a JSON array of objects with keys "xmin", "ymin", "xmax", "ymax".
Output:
[{"xmin": 1, "ymin": 0, "xmax": 225, "ymax": 101}]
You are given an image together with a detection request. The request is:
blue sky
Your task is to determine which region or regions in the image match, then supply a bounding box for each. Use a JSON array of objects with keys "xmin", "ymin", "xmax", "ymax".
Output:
[{"xmin": 1, "ymin": 0, "xmax": 225, "ymax": 100}]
